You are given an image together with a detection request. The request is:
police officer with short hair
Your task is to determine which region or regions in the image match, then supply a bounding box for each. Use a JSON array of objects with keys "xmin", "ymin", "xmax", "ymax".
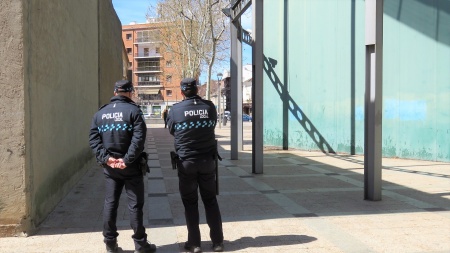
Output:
[
  {"xmin": 167, "ymin": 78, "xmax": 224, "ymax": 253},
  {"xmin": 89, "ymin": 80, "xmax": 156, "ymax": 253}
]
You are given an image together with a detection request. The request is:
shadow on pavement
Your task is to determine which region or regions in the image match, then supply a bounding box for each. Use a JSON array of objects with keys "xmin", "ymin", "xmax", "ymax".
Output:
[{"xmin": 223, "ymin": 234, "xmax": 317, "ymax": 252}]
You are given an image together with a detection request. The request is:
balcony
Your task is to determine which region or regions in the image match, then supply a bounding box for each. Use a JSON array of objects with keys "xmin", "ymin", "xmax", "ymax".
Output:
[
  {"xmin": 135, "ymin": 52, "xmax": 162, "ymax": 58},
  {"xmin": 135, "ymin": 67, "xmax": 161, "ymax": 73},
  {"xmin": 137, "ymin": 81, "xmax": 162, "ymax": 87},
  {"xmin": 134, "ymin": 36, "xmax": 161, "ymax": 44}
]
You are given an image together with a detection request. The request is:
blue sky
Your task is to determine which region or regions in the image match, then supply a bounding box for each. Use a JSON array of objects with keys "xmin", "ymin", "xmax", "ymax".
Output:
[
  {"xmin": 112, "ymin": 0, "xmax": 157, "ymax": 25},
  {"xmin": 112, "ymin": 0, "xmax": 252, "ymax": 83}
]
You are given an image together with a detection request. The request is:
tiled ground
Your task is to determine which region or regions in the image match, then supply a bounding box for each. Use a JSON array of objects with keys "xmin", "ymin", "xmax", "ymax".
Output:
[{"xmin": 0, "ymin": 123, "xmax": 449, "ymax": 252}]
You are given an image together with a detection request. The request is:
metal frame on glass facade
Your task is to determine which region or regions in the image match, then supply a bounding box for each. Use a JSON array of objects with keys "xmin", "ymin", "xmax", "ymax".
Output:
[{"xmin": 227, "ymin": 0, "xmax": 383, "ymax": 199}]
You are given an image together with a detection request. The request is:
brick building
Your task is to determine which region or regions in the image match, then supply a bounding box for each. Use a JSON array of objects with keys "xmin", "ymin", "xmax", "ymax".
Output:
[{"xmin": 122, "ymin": 19, "xmax": 183, "ymax": 117}]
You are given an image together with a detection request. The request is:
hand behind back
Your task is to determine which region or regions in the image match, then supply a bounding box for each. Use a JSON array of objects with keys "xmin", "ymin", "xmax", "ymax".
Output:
[{"xmin": 106, "ymin": 157, "xmax": 127, "ymax": 169}]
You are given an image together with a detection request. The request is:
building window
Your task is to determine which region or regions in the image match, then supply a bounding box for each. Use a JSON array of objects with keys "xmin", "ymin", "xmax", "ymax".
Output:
[
  {"xmin": 166, "ymin": 75, "xmax": 172, "ymax": 83},
  {"xmin": 137, "ymin": 74, "xmax": 160, "ymax": 86},
  {"xmin": 136, "ymin": 30, "xmax": 160, "ymax": 43},
  {"xmin": 137, "ymin": 60, "xmax": 160, "ymax": 72},
  {"xmin": 166, "ymin": 90, "xmax": 172, "ymax": 96},
  {"xmin": 155, "ymin": 47, "xmax": 160, "ymax": 54},
  {"xmin": 129, "ymin": 62, "xmax": 132, "ymax": 67},
  {"xmin": 166, "ymin": 60, "xmax": 172, "ymax": 67},
  {"xmin": 127, "ymin": 48, "xmax": 132, "ymax": 54},
  {"xmin": 126, "ymin": 33, "xmax": 132, "ymax": 40}
]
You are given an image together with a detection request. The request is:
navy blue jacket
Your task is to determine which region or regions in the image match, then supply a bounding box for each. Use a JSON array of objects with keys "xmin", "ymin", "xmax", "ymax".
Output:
[
  {"xmin": 167, "ymin": 95, "xmax": 217, "ymax": 160},
  {"xmin": 89, "ymin": 95, "xmax": 147, "ymax": 169}
]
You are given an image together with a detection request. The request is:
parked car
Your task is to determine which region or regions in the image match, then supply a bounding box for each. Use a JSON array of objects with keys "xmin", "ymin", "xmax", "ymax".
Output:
[{"xmin": 243, "ymin": 114, "xmax": 252, "ymax": 122}]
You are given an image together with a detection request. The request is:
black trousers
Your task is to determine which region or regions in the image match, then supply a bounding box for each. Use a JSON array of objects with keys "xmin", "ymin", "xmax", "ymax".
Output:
[
  {"xmin": 103, "ymin": 169, "xmax": 147, "ymax": 249},
  {"xmin": 177, "ymin": 157, "xmax": 224, "ymax": 246}
]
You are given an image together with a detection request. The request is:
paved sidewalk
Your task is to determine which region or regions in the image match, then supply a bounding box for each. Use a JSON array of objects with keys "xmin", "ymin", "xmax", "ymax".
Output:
[{"xmin": 1, "ymin": 123, "xmax": 449, "ymax": 252}]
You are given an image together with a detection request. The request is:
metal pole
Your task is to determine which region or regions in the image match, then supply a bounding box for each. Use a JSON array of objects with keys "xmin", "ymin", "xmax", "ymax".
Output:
[
  {"xmin": 218, "ymin": 80, "xmax": 222, "ymax": 129},
  {"xmin": 231, "ymin": 19, "xmax": 243, "ymax": 160},
  {"xmin": 364, "ymin": 0, "xmax": 383, "ymax": 201},
  {"xmin": 252, "ymin": 0, "xmax": 263, "ymax": 174}
]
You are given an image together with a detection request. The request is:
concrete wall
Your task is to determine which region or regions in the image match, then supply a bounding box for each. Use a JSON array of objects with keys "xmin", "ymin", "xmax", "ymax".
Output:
[
  {"xmin": 263, "ymin": 0, "xmax": 450, "ymax": 162},
  {"xmin": 0, "ymin": 0, "xmax": 123, "ymax": 236},
  {"xmin": 0, "ymin": 0, "xmax": 27, "ymax": 236},
  {"xmin": 99, "ymin": 0, "xmax": 124, "ymax": 106}
]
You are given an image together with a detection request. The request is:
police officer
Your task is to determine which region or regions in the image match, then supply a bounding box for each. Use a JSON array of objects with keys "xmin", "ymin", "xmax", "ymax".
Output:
[
  {"xmin": 167, "ymin": 78, "xmax": 224, "ymax": 253},
  {"xmin": 89, "ymin": 80, "xmax": 156, "ymax": 253}
]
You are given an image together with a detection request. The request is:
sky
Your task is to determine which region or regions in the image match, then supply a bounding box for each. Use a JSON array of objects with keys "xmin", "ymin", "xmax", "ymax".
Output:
[
  {"xmin": 112, "ymin": 0, "xmax": 252, "ymax": 83},
  {"xmin": 112, "ymin": 0, "xmax": 157, "ymax": 25}
]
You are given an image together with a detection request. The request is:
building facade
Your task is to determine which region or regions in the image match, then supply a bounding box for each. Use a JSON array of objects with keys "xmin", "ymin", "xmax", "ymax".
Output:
[{"xmin": 122, "ymin": 20, "xmax": 183, "ymax": 118}]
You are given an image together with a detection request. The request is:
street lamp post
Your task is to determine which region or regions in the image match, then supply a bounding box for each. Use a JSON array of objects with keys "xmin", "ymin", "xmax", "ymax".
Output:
[{"xmin": 217, "ymin": 73, "xmax": 223, "ymax": 129}]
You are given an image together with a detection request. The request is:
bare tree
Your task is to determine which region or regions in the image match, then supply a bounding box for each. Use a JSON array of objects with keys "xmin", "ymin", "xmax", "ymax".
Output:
[{"xmin": 149, "ymin": 0, "xmax": 230, "ymax": 100}]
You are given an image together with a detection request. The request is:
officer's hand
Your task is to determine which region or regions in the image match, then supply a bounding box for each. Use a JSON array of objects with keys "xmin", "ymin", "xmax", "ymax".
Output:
[
  {"xmin": 106, "ymin": 157, "xmax": 117, "ymax": 168},
  {"xmin": 115, "ymin": 158, "xmax": 127, "ymax": 169}
]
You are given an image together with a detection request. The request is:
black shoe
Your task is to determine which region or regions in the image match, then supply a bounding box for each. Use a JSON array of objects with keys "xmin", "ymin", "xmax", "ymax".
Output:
[
  {"xmin": 134, "ymin": 242, "xmax": 157, "ymax": 253},
  {"xmin": 184, "ymin": 242, "xmax": 202, "ymax": 253},
  {"xmin": 106, "ymin": 243, "xmax": 118, "ymax": 253},
  {"xmin": 212, "ymin": 242, "xmax": 224, "ymax": 252}
]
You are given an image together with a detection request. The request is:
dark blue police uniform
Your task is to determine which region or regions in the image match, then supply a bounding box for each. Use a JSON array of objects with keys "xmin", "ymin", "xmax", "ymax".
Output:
[
  {"xmin": 89, "ymin": 92, "xmax": 150, "ymax": 251},
  {"xmin": 167, "ymin": 89, "xmax": 224, "ymax": 250}
]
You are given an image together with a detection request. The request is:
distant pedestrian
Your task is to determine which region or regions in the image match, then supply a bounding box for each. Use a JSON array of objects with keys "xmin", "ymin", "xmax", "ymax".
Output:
[
  {"xmin": 89, "ymin": 80, "xmax": 156, "ymax": 253},
  {"xmin": 167, "ymin": 78, "xmax": 224, "ymax": 253},
  {"xmin": 162, "ymin": 108, "xmax": 168, "ymax": 128}
]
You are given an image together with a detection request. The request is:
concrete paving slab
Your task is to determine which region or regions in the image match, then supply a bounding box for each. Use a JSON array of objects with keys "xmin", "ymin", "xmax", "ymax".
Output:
[{"xmin": 0, "ymin": 123, "xmax": 449, "ymax": 252}]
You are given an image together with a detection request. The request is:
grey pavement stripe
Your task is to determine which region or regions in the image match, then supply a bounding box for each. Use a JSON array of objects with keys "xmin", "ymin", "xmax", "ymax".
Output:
[
  {"xmin": 148, "ymin": 177, "xmax": 164, "ymax": 180},
  {"xmin": 302, "ymin": 218, "xmax": 375, "ymax": 253},
  {"xmin": 227, "ymin": 166, "xmax": 251, "ymax": 177},
  {"xmin": 317, "ymin": 210, "xmax": 398, "ymax": 216},
  {"xmin": 148, "ymin": 178, "xmax": 167, "ymax": 194},
  {"xmin": 148, "ymin": 197, "xmax": 172, "ymax": 220},
  {"xmin": 304, "ymin": 164, "xmax": 332, "ymax": 173},
  {"xmin": 383, "ymin": 190, "xmax": 436, "ymax": 209},
  {"xmin": 424, "ymin": 207, "xmax": 448, "ymax": 211},
  {"xmin": 219, "ymin": 159, "xmax": 235, "ymax": 167},
  {"xmin": 221, "ymin": 214, "xmax": 294, "ymax": 222},
  {"xmin": 382, "ymin": 185, "xmax": 408, "ymax": 190},
  {"xmin": 218, "ymin": 191, "xmax": 260, "ymax": 196},
  {"xmin": 148, "ymin": 193, "xmax": 168, "ymax": 197},
  {"xmin": 148, "ymin": 219, "xmax": 173, "ymax": 225},
  {"xmin": 148, "ymin": 153, "xmax": 159, "ymax": 160},
  {"xmin": 265, "ymin": 193, "xmax": 311, "ymax": 214},
  {"xmin": 293, "ymin": 213, "xmax": 318, "ymax": 217},
  {"xmin": 257, "ymin": 174, "xmax": 325, "ymax": 178},
  {"xmin": 149, "ymin": 167, "xmax": 164, "ymax": 178},
  {"xmin": 332, "ymin": 175, "xmax": 364, "ymax": 187},
  {"xmin": 148, "ymin": 160, "xmax": 161, "ymax": 168},
  {"xmin": 281, "ymin": 157, "xmax": 309, "ymax": 165},
  {"xmin": 147, "ymin": 148, "xmax": 158, "ymax": 154},
  {"xmin": 280, "ymin": 187, "xmax": 361, "ymax": 194},
  {"xmin": 261, "ymin": 190, "xmax": 279, "ymax": 194},
  {"xmin": 242, "ymin": 177, "xmax": 274, "ymax": 191}
]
